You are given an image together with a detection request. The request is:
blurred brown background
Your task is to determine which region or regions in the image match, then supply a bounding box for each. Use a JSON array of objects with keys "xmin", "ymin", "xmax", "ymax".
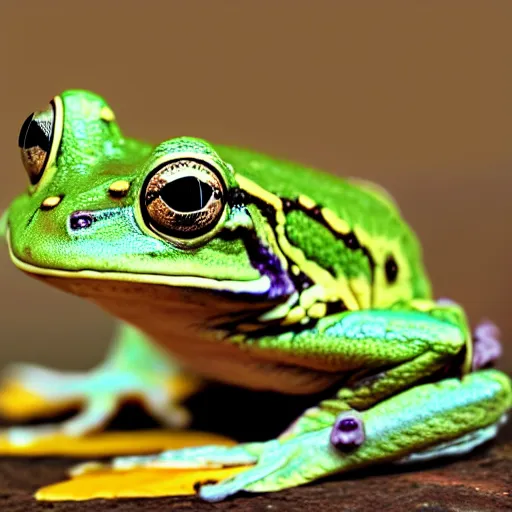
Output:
[{"xmin": 0, "ymin": 1, "xmax": 510, "ymax": 374}]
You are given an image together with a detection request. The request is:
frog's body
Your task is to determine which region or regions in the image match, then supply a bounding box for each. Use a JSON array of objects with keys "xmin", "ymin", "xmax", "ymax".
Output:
[{"xmin": 1, "ymin": 90, "xmax": 510, "ymax": 501}]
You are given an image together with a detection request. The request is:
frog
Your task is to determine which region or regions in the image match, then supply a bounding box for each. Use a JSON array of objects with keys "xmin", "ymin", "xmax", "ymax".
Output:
[{"xmin": 0, "ymin": 89, "xmax": 510, "ymax": 502}]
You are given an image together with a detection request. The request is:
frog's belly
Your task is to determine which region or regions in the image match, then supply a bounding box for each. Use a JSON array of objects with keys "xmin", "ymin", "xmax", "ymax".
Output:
[
  {"xmin": 42, "ymin": 276, "xmax": 342, "ymax": 394},
  {"xmin": 148, "ymin": 335, "xmax": 340, "ymax": 394}
]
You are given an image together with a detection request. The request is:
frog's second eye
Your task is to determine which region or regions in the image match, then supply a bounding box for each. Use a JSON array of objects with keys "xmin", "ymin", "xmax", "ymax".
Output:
[
  {"xmin": 141, "ymin": 159, "xmax": 226, "ymax": 241},
  {"xmin": 18, "ymin": 101, "xmax": 58, "ymax": 185}
]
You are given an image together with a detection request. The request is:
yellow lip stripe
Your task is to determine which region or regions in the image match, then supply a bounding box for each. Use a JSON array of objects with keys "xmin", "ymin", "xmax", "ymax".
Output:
[{"xmin": 6, "ymin": 230, "xmax": 272, "ymax": 295}]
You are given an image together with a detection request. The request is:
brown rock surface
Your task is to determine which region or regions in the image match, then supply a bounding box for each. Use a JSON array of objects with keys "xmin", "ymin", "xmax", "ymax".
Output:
[{"xmin": 0, "ymin": 387, "xmax": 510, "ymax": 512}]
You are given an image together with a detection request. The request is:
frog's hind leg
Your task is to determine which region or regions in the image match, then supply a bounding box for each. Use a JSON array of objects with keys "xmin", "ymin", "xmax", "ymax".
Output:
[
  {"xmin": 0, "ymin": 323, "xmax": 200, "ymax": 452},
  {"xmin": 395, "ymin": 414, "xmax": 508, "ymax": 465},
  {"xmin": 71, "ymin": 369, "xmax": 511, "ymax": 502}
]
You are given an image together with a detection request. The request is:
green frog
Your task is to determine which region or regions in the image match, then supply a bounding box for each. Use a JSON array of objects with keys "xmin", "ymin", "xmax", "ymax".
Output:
[{"xmin": 1, "ymin": 90, "xmax": 510, "ymax": 502}]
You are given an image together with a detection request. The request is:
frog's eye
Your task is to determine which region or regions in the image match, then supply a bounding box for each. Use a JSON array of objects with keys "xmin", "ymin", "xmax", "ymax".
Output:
[
  {"xmin": 18, "ymin": 100, "xmax": 60, "ymax": 185},
  {"xmin": 141, "ymin": 159, "xmax": 226, "ymax": 240}
]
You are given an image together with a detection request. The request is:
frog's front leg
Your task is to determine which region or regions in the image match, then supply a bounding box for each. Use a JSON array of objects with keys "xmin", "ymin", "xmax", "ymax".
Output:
[
  {"xmin": 74, "ymin": 304, "xmax": 511, "ymax": 501},
  {"xmin": 0, "ymin": 323, "xmax": 199, "ymax": 445}
]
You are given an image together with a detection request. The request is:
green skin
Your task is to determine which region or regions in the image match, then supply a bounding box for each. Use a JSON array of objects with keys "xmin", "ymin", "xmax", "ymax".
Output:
[{"xmin": 1, "ymin": 90, "xmax": 510, "ymax": 502}]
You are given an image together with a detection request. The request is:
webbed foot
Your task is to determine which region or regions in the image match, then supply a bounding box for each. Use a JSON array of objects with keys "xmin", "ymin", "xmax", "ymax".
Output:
[{"xmin": 0, "ymin": 361, "xmax": 194, "ymax": 448}]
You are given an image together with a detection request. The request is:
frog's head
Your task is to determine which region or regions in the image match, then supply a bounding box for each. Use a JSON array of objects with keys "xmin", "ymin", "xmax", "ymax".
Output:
[{"xmin": 5, "ymin": 90, "xmax": 295, "ymax": 311}]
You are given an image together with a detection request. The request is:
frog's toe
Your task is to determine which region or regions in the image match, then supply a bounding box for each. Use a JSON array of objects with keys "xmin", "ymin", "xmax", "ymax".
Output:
[
  {"xmin": 198, "ymin": 439, "xmax": 310, "ymax": 501},
  {"xmin": 0, "ymin": 363, "xmax": 84, "ymax": 421},
  {"xmin": 70, "ymin": 443, "xmax": 261, "ymax": 476},
  {"xmin": 0, "ymin": 361, "xmax": 193, "ymax": 440},
  {"xmin": 0, "ymin": 393, "xmax": 118, "ymax": 448},
  {"xmin": 142, "ymin": 391, "xmax": 191, "ymax": 429}
]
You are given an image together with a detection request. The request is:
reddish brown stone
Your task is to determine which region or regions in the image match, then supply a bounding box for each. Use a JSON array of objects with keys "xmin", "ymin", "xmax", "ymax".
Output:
[{"xmin": 0, "ymin": 422, "xmax": 509, "ymax": 512}]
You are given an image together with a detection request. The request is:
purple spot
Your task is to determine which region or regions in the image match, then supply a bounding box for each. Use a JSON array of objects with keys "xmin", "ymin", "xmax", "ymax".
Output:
[
  {"xmin": 240, "ymin": 233, "xmax": 295, "ymax": 300},
  {"xmin": 331, "ymin": 412, "xmax": 365, "ymax": 451},
  {"xmin": 70, "ymin": 211, "xmax": 94, "ymax": 230},
  {"xmin": 472, "ymin": 320, "xmax": 503, "ymax": 370},
  {"xmin": 250, "ymin": 240, "xmax": 295, "ymax": 300}
]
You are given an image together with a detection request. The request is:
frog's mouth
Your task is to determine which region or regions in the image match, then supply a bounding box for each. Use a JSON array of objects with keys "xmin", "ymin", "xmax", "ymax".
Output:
[{"xmin": 5, "ymin": 228, "xmax": 293, "ymax": 300}]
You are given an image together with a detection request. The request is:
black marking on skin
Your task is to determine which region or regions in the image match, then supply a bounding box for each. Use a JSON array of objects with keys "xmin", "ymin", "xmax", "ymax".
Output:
[
  {"xmin": 25, "ymin": 209, "xmax": 39, "ymax": 229},
  {"xmin": 385, "ymin": 255, "xmax": 399, "ymax": 283},
  {"xmin": 222, "ymin": 187, "xmax": 371, "ymax": 338},
  {"xmin": 253, "ymin": 316, "xmax": 320, "ymax": 338},
  {"xmin": 281, "ymin": 198, "xmax": 294, "ymax": 212},
  {"xmin": 227, "ymin": 187, "xmax": 357, "ymax": 315},
  {"xmin": 343, "ymin": 232, "xmax": 360, "ymax": 250},
  {"xmin": 227, "ymin": 189, "xmax": 312, "ymax": 298},
  {"xmin": 309, "ymin": 206, "xmax": 323, "ymax": 218},
  {"xmin": 295, "ymin": 270, "xmax": 314, "ymax": 291},
  {"xmin": 227, "ymin": 187, "xmax": 248, "ymax": 208},
  {"xmin": 326, "ymin": 300, "xmax": 348, "ymax": 316},
  {"xmin": 207, "ymin": 306, "xmax": 279, "ymax": 334},
  {"xmin": 264, "ymin": 188, "xmax": 377, "ymax": 285},
  {"xmin": 284, "ymin": 197, "xmax": 377, "ymax": 297},
  {"xmin": 233, "ymin": 302, "xmax": 348, "ymax": 340},
  {"xmin": 228, "ymin": 188, "xmax": 278, "ymax": 230},
  {"xmin": 213, "ymin": 299, "xmax": 348, "ymax": 341}
]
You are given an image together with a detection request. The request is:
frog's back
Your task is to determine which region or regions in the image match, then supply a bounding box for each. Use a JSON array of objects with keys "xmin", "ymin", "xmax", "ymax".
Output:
[{"xmin": 216, "ymin": 144, "xmax": 432, "ymax": 308}]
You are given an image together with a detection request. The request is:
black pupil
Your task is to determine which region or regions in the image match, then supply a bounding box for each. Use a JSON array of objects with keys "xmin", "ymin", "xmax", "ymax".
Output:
[
  {"xmin": 18, "ymin": 112, "xmax": 52, "ymax": 152},
  {"xmin": 385, "ymin": 256, "xmax": 399, "ymax": 283},
  {"xmin": 160, "ymin": 177, "xmax": 214, "ymax": 212}
]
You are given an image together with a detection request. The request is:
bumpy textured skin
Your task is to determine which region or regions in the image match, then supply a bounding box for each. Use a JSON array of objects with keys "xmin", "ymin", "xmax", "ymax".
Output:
[{"xmin": 2, "ymin": 90, "xmax": 511, "ymax": 501}]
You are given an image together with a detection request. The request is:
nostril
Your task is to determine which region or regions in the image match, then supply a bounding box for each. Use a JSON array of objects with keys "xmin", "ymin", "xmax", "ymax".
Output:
[{"xmin": 70, "ymin": 211, "xmax": 94, "ymax": 230}]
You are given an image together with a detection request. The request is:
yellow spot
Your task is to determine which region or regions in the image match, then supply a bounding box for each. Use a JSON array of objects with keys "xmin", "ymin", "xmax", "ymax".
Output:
[
  {"xmin": 308, "ymin": 302, "xmax": 327, "ymax": 319},
  {"xmin": 298, "ymin": 194, "xmax": 316, "ymax": 210},
  {"xmin": 236, "ymin": 174, "xmax": 282, "ymax": 211},
  {"xmin": 291, "ymin": 265, "xmax": 300, "ymax": 276},
  {"xmin": 41, "ymin": 196, "xmax": 62, "ymax": 210},
  {"xmin": 299, "ymin": 284, "xmax": 326, "ymax": 309},
  {"xmin": 322, "ymin": 207, "xmax": 350, "ymax": 234},
  {"xmin": 258, "ymin": 292, "xmax": 298, "ymax": 322},
  {"xmin": 282, "ymin": 306, "xmax": 306, "ymax": 325},
  {"xmin": 108, "ymin": 180, "xmax": 131, "ymax": 197},
  {"xmin": 36, "ymin": 465, "xmax": 251, "ymax": 501},
  {"xmin": 99, "ymin": 106, "xmax": 116, "ymax": 122}
]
